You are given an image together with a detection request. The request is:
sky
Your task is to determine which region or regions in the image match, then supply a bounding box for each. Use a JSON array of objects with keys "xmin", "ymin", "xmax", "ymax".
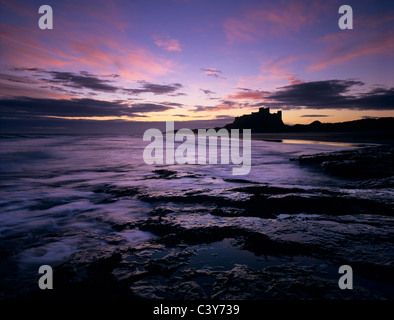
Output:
[{"xmin": 0, "ymin": 0, "xmax": 393, "ymax": 133}]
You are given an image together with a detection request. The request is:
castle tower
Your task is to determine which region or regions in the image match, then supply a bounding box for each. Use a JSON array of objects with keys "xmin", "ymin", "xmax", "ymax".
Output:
[
  {"xmin": 259, "ymin": 107, "xmax": 270, "ymax": 115},
  {"xmin": 225, "ymin": 107, "xmax": 286, "ymax": 132}
]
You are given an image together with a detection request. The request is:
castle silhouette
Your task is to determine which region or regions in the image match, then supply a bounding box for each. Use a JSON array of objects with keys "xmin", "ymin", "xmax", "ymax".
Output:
[
  {"xmin": 225, "ymin": 107, "xmax": 286, "ymax": 132},
  {"xmin": 223, "ymin": 107, "xmax": 394, "ymax": 135}
]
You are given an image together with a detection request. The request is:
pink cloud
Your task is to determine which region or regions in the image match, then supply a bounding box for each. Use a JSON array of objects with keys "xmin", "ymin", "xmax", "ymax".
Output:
[
  {"xmin": 0, "ymin": 0, "xmax": 178, "ymax": 87},
  {"xmin": 0, "ymin": 38, "xmax": 68, "ymax": 68},
  {"xmin": 62, "ymin": 0, "xmax": 134, "ymax": 32},
  {"xmin": 227, "ymin": 90, "xmax": 268, "ymax": 100},
  {"xmin": 285, "ymin": 74, "xmax": 304, "ymax": 85},
  {"xmin": 153, "ymin": 34, "xmax": 182, "ymax": 52},
  {"xmin": 309, "ymin": 13, "xmax": 394, "ymax": 71},
  {"xmin": 224, "ymin": 0, "xmax": 334, "ymax": 43},
  {"xmin": 255, "ymin": 55, "xmax": 304, "ymax": 86},
  {"xmin": 233, "ymin": 54, "xmax": 306, "ymax": 93},
  {"xmin": 310, "ymin": 33, "xmax": 394, "ymax": 71},
  {"xmin": 0, "ymin": 14, "xmax": 177, "ymax": 82}
]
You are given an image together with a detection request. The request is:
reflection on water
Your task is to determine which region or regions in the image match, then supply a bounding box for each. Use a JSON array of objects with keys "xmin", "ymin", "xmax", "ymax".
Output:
[{"xmin": 281, "ymin": 139, "xmax": 376, "ymax": 148}]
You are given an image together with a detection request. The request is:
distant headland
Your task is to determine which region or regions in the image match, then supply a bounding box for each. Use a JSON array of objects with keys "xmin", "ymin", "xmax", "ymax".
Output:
[{"xmin": 224, "ymin": 107, "xmax": 394, "ymax": 134}]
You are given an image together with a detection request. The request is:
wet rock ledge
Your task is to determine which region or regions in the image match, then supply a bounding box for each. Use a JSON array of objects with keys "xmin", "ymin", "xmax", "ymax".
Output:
[{"xmin": 292, "ymin": 145, "xmax": 394, "ymax": 180}]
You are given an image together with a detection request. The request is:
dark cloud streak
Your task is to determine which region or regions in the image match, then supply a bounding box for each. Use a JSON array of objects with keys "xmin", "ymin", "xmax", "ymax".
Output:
[
  {"xmin": 129, "ymin": 103, "xmax": 173, "ymax": 113},
  {"xmin": 201, "ymin": 68, "xmax": 225, "ymax": 79},
  {"xmin": 46, "ymin": 71, "xmax": 118, "ymax": 92},
  {"xmin": 200, "ymin": 89, "xmax": 216, "ymax": 95},
  {"xmin": 124, "ymin": 81, "xmax": 183, "ymax": 95},
  {"xmin": 0, "ymin": 97, "xmax": 173, "ymax": 118},
  {"xmin": 12, "ymin": 68, "xmax": 119, "ymax": 92},
  {"xmin": 262, "ymin": 80, "xmax": 394, "ymax": 110},
  {"xmin": 11, "ymin": 68, "xmax": 184, "ymax": 96}
]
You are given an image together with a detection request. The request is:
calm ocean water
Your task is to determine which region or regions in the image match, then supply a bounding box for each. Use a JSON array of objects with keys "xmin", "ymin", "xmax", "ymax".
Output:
[{"xmin": 0, "ymin": 134, "xmax": 393, "ymax": 299}]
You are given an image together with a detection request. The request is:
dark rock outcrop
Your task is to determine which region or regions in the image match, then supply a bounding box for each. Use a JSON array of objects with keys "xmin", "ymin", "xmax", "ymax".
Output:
[{"xmin": 293, "ymin": 145, "xmax": 394, "ymax": 179}]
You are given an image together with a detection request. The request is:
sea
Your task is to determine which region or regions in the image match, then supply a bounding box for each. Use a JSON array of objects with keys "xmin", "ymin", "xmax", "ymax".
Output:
[{"xmin": 0, "ymin": 134, "xmax": 393, "ymax": 299}]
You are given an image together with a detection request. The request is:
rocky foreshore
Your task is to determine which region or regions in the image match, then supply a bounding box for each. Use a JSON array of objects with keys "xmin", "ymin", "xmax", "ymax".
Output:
[
  {"xmin": 15, "ymin": 154, "xmax": 393, "ymax": 300},
  {"xmin": 292, "ymin": 145, "xmax": 394, "ymax": 181},
  {"xmin": 3, "ymin": 144, "xmax": 393, "ymax": 300}
]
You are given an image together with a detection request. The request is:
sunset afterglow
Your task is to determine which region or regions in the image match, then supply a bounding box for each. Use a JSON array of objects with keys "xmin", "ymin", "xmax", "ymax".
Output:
[{"xmin": 1, "ymin": 0, "xmax": 393, "ymax": 131}]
